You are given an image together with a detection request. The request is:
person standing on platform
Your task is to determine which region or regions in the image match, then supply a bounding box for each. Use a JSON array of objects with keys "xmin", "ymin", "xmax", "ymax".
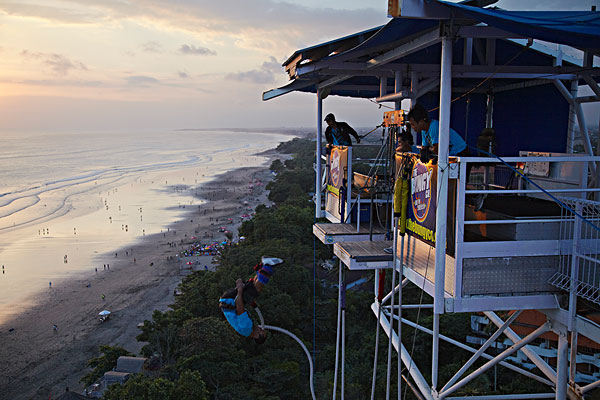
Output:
[
  {"xmin": 407, "ymin": 104, "xmax": 469, "ymax": 157},
  {"xmin": 324, "ymin": 113, "xmax": 361, "ymax": 147}
]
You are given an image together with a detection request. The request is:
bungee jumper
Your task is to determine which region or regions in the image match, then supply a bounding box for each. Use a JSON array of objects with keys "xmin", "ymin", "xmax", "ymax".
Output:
[
  {"xmin": 218, "ymin": 256, "xmax": 283, "ymax": 343},
  {"xmin": 219, "ymin": 256, "xmax": 317, "ymax": 399}
]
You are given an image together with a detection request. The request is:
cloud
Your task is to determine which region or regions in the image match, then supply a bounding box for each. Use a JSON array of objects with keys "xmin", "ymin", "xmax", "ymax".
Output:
[
  {"xmin": 226, "ymin": 56, "xmax": 282, "ymax": 84},
  {"xmin": 3, "ymin": 1, "xmax": 385, "ymax": 55},
  {"xmin": 125, "ymin": 75, "xmax": 160, "ymax": 87},
  {"xmin": 21, "ymin": 50, "xmax": 88, "ymax": 76},
  {"xmin": 141, "ymin": 41, "xmax": 163, "ymax": 53},
  {"xmin": 16, "ymin": 79, "xmax": 104, "ymax": 87},
  {"xmin": 0, "ymin": 2, "xmax": 104, "ymax": 24},
  {"xmin": 178, "ymin": 44, "xmax": 216, "ymax": 56}
]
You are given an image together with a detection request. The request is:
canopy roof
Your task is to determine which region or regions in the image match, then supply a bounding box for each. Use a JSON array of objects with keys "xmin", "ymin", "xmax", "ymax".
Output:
[
  {"xmin": 263, "ymin": 2, "xmax": 600, "ymax": 157},
  {"xmin": 441, "ymin": 2, "xmax": 600, "ymax": 50},
  {"xmin": 263, "ymin": 2, "xmax": 600, "ymax": 102}
]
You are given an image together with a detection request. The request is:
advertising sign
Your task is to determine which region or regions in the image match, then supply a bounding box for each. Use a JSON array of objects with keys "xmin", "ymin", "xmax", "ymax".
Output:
[
  {"xmin": 406, "ymin": 160, "xmax": 437, "ymax": 246},
  {"xmin": 328, "ymin": 146, "xmax": 348, "ymax": 193}
]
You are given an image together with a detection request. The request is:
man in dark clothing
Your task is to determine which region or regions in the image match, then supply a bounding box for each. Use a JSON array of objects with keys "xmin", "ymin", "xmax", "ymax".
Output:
[{"xmin": 324, "ymin": 113, "xmax": 361, "ymax": 146}]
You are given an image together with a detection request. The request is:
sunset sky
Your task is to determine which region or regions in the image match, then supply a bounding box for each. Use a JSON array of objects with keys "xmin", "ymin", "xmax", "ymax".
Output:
[{"xmin": 0, "ymin": 0, "xmax": 598, "ymax": 131}]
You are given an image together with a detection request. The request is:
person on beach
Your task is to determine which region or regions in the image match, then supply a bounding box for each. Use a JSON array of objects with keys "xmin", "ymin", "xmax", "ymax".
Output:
[
  {"xmin": 324, "ymin": 113, "xmax": 361, "ymax": 147},
  {"xmin": 218, "ymin": 257, "xmax": 283, "ymax": 343}
]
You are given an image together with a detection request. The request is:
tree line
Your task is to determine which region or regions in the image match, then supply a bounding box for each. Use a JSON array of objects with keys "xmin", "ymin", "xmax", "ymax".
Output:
[{"xmin": 84, "ymin": 137, "xmax": 548, "ymax": 399}]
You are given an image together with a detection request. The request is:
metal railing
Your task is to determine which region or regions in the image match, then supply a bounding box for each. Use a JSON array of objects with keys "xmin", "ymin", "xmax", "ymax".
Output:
[{"xmin": 549, "ymin": 197, "xmax": 600, "ymax": 304}]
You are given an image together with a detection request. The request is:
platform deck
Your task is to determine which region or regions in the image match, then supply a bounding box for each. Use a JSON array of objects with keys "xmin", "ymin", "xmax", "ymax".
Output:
[
  {"xmin": 334, "ymin": 240, "xmax": 393, "ymax": 270},
  {"xmin": 313, "ymin": 223, "xmax": 386, "ymax": 244}
]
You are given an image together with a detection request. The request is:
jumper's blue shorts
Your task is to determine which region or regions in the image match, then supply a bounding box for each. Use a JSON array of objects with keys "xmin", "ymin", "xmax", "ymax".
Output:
[{"xmin": 219, "ymin": 298, "xmax": 253, "ymax": 337}]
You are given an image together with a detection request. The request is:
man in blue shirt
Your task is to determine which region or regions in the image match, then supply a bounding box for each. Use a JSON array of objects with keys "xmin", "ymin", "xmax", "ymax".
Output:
[
  {"xmin": 218, "ymin": 257, "xmax": 283, "ymax": 343},
  {"xmin": 407, "ymin": 104, "xmax": 468, "ymax": 157}
]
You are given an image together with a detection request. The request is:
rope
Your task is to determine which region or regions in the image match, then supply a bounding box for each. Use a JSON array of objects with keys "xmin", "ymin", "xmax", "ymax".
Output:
[
  {"xmin": 254, "ymin": 308, "xmax": 316, "ymax": 400},
  {"xmin": 471, "ymin": 146, "xmax": 600, "ymax": 234},
  {"xmin": 263, "ymin": 325, "xmax": 316, "ymax": 400},
  {"xmin": 359, "ymin": 124, "xmax": 383, "ymax": 139},
  {"xmin": 368, "ymin": 98, "xmax": 395, "ymax": 110}
]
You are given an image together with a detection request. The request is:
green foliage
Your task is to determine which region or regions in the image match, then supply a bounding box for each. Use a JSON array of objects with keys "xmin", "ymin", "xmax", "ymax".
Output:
[
  {"xmin": 269, "ymin": 159, "xmax": 284, "ymax": 173},
  {"xmin": 102, "ymin": 372, "xmax": 208, "ymax": 400},
  {"xmin": 88, "ymin": 137, "xmax": 541, "ymax": 399},
  {"xmin": 80, "ymin": 345, "xmax": 133, "ymax": 387}
]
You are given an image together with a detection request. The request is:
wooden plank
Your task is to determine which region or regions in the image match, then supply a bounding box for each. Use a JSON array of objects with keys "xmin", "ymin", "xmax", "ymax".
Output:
[
  {"xmin": 313, "ymin": 223, "xmax": 387, "ymax": 244},
  {"xmin": 335, "ymin": 240, "xmax": 393, "ymax": 262}
]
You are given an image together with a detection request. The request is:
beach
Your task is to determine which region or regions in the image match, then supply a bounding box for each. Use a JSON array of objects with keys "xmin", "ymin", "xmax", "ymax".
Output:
[{"xmin": 0, "ymin": 149, "xmax": 283, "ymax": 399}]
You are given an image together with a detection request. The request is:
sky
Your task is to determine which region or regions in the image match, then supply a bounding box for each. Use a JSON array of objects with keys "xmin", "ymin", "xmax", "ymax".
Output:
[{"xmin": 0, "ymin": 0, "xmax": 598, "ymax": 131}]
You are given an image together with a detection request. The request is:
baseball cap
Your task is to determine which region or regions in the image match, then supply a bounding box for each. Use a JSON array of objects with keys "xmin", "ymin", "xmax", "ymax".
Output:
[{"xmin": 324, "ymin": 113, "xmax": 335, "ymax": 122}]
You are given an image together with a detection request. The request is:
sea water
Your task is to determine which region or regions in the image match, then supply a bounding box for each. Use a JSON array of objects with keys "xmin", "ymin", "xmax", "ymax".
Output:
[{"xmin": 0, "ymin": 129, "xmax": 291, "ymax": 323}]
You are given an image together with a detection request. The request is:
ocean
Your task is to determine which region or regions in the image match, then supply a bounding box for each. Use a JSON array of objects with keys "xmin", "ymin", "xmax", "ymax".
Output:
[{"xmin": 0, "ymin": 129, "xmax": 291, "ymax": 323}]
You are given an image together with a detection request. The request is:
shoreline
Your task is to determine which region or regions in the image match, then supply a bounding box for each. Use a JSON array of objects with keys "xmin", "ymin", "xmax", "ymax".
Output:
[{"xmin": 0, "ymin": 151, "xmax": 283, "ymax": 399}]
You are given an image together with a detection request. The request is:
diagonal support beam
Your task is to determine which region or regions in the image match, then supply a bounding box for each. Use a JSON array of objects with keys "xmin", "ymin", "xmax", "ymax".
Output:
[
  {"xmin": 485, "ymin": 311, "xmax": 557, "ymax": 384},
  {"xmin": 395, "ymin": 315, "xmax": 553, "ymax": 387},
  {"xmin": 366, "ymin": 29, "xmax": 441, "ymax": 70},
  {"xmin": 439, "ymin": 322, "xmax": 551, "ymax": 398},
  {"xmin": 553, "ymin": 79, "xmax": 597, "ymax": 177},
  {"xmin": 581, "ymin": 74, "xmax": 600, "ymax": 100},
  {"xmin": 372, "ymin": 302, "xmax": 434, "ymax": 400},
  {"xmin": 441, "ymin": 311, "xmax": 522, "ymax": 393}
]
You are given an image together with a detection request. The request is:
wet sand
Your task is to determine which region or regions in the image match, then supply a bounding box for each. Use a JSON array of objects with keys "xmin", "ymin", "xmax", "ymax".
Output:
[{"xmin": 0, "ymin": 152, "xmax": 281, "ymax": 399}]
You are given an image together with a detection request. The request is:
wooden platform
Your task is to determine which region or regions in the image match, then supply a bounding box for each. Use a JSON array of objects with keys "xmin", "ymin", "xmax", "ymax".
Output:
[
  {"xmin": 313, "ymin": 223, "xmax": 387, "ymax": 245},
  {"xmin": 334, "ymin": 240, "xmax": 393, "ymax": 270}
]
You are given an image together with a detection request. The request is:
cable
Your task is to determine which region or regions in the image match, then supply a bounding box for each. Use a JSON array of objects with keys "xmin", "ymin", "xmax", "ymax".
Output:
[
  {"xmin": 254, "ymin": 308, "xmax": 316, "ymax": 400},
  {"xmin": 368, "ymin": 98, "xmax": 395, "ymax": 110},
  {"xmin": 360, "ymin": 124, "xmax": 384, "ymax": 140}
]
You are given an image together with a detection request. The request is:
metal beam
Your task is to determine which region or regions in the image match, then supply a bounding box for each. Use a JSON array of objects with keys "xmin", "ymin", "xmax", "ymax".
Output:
[
  {"xmin": 485, "ymin": 311, "xmax": 557, "ymax": 384},
  {"xmin": 316, "ymin": 89, "xmax": 323, "ymax": 219},
  {"xmin": 439, "ymin": 322, "xmax": 552, "ymax": 399},
  {"xmin": 457, "ymin": 26, "xmax": 526, "ymax": 39},
  {"xmin": 372, "ymin": 302, "xmax": 435, "ymax": 400},
  {"xmin": 416, "ymin": 77, "xmax": 440, "ymax": 99},
  {"xmin": 376, "ymin": 90, "xmax": 412, "ymax": 103},
  {"xmin": 582, "ymin": 74, "xmax": 600, "ymax": 99},
  {"xmin": 433, "ymin": 35, "xmax": 453, "ymax": 391},
  {"xmin": 396, "ymin": 315, "xmax": 554, "ymax": 387},
  {"xmin": 441, "ymin": 311, "xmax": 523, "ymax": 393},
  {"xmin": 262, "ymin": 79, "xmax": 316, "ymax": 101},
  {"xmin": 366, "ymin": 29, "xmax": 441, "ymax": 70},
  {"xmin": 542, "ymin": 309, "xmax": 600, "ymax": 345}
]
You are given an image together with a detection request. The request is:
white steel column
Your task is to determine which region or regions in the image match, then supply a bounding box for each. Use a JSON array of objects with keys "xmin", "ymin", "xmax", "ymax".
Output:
[
  {"xmin": 381, "ymin": 76, "xmax": 388, "ymax": 98},
  {"xmin": 395, "ymin": 71, "xmax": 402, "ymax": 111},
  {"xmin": 386, "ymin": 220, "xmax": 398, "ymax": 400},
  {"xmin": 565, "ymin": 80, "xmax": 578, "ymax": 154},
  {"xmin": 556, "ymin": 332, "xmax": 568, "ymax": 400},
  {"xmin": 397, "ymin": 231, "xmax": 404, "ymax": 400},
  {"xmin": 346, "ymin": 147, "xmax": 352, "ymax": 223},
  {"xmin": 432, "ymin": 35, "xmax": 453, "ymax": 392},
  {"xmin": 333, "ymin": 261, "xmax": 342, "ymax": 400},
  {"xmin": 316, "ymin": 90, "xmax": 323, "ymax": 218}
]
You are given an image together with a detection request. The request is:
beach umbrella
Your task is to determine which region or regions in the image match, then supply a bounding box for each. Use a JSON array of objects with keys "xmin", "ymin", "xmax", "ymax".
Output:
[{"xmin": 99, "ymin": 310, "xmax": 111, "ymax": 316}]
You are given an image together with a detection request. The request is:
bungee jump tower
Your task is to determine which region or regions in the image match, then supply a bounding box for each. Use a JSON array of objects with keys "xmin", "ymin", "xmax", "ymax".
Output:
[{"xmin": 264, "ymin": 1, "xmax": 600, "ymax": 398}]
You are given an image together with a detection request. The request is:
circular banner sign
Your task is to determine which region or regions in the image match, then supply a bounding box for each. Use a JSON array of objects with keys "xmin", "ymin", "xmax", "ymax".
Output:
[{"xmin": 411, "ymin": 162, "xmax": 433, "ymax": 223}]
